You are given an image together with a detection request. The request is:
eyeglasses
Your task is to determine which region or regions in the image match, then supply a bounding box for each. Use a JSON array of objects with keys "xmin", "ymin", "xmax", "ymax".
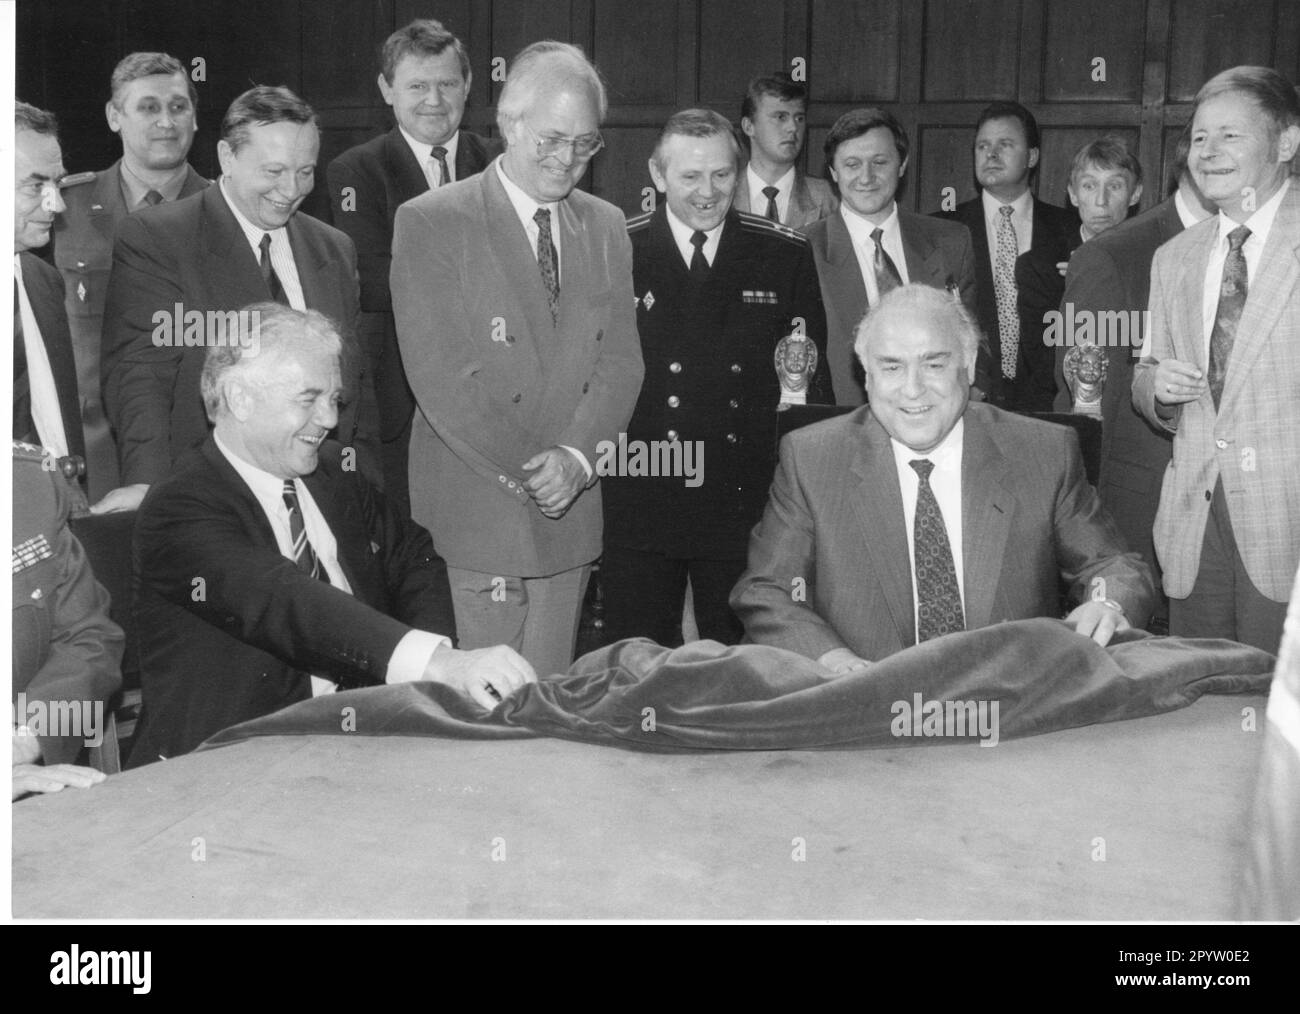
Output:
[{"xmin": 520, "ymin": 121, "xmax": 605, "ymax": 160}]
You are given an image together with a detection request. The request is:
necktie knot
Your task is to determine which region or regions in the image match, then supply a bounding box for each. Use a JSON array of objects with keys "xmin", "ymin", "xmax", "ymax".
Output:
[
  {"xmin": 534, "ymin": 207, "xmax": 551, "ymax": 228},
  {"xmin": 1227, "ymin": 225, "xmax": 1251, "ymax": 252},
  {"xmin": 144, "ymin": 189, "xmax": 164, "ymax": 206},
  {"xmin": 762, "ymin": 186, "xmax": 779, "ymax": 201},
  {"xmin": 999, "ymin": 205, "xmax": 1014, "ymax": 219},
  {"xmin": 909, "ymin": 458, "xmax": 935, "ymax": 482},
  {"xmin": 871, "ymin": 227, "xmax": 886, "ymax": 247},
  {"xmin": 690, "ymin": 230, "xmax": 707, "ymax": 250},
  {"xmin": 259, "ymin": 232, "xmax": 273, "ymax": 256},
  {"xmin": 431, "ymin": 145, "xmax": 448, "ymax": 160}
]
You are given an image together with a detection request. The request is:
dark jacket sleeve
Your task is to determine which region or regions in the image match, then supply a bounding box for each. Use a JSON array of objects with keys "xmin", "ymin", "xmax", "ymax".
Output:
[{"xmin": 326, "ymin": 148, "xmax": 395, "ymax": 314}]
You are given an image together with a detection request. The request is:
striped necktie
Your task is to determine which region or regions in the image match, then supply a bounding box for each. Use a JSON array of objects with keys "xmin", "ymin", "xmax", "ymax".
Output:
[{"xmin": 282, "ymin": 479, "xmax": 328, "ymax": 583}]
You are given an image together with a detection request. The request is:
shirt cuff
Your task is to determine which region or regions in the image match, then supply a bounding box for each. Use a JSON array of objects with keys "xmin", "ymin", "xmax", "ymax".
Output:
[
  {"xmin": 386, "ymin": 630, "xmax": 452, "ymax": 684},
  {"xmin": 560, "ymin": 445, "xmax": 593, "ymax": 481}
]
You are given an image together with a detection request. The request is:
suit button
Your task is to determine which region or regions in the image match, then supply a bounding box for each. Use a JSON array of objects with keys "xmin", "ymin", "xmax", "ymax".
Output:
[
  {"xmin": 1205, "ymin": 490, "xmax": 1212, "ymax": 501},
  {"xmin": 730, "ymin": 363, "xmax": 742, "ymax": 373},
  {"xmin": 1215, "ymin": 438, "xmax": 1227, "ymax": 449},
  {"xmin": 666, "ymin": 429, "xmax": 679, "ymax": 441},
  {"xmin": 667, "ymin": 395, "xmax": 680, "ymax": 408},
  {"xmin": 726, "ymin": 433, "xmax": 738, "ymax": 444},
  {"xmin": 729, "ymin": 399, "xmax": 739, "ymax": 409},
  {"xmin": 582, "ymin": 382, "xmax": 590, "ymax": 394},
  {"xmin": 512, "ymin": 392, "xmax": 521, "ymax": 403},
  {"xmin": 499, "ymin": 475, "xmax": 507, "ymax": 483},
  {"xmin": 596, "ymin": 329, "xmax": 603, "ymax": 342},
  {"xmin": 669, "ymin": 362, "xmax": 682, "ymax": 373}
]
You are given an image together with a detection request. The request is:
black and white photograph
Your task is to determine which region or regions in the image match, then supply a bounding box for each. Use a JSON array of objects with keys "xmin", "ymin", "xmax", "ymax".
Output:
[{"xmin": 5, "ymin": 0, "xmax": 1299, "ymax": 948}]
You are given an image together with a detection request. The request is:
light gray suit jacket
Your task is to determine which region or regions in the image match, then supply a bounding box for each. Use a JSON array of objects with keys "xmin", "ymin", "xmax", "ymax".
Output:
[
  {"xmin": 733, "ymin": 170, "xmax": 838, "ymax": 232},
  {"xmin": 391, "ymin": 161, "xmax": 644, "ymax": 576},
  {"xmin": 805, "ymin": 208, "xmax": 979, "ymax": 405},
  {"xmin": 731, "ymin": 403, "xmax": 1155, "ymax": 662},
  {"xmin": 1133, "ymin": 182, "xmax": 1300, "ymax": 602}
]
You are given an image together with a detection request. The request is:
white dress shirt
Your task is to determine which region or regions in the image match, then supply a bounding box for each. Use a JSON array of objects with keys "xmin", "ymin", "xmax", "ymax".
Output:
[
  {"xmin": 1199, "ymin": 177, "xmax": 1289, "ymax": 360},
  {"xmin": 399, "ymin": 126, "xmax": 461, "ymax": 188},
  {"xmin": 889, "ymin": 419, "xmax": 966, "ymax": 641},
  {"xmin": 214, "ymin": 432, "xmax": 448, "ymax": 695},
  {"xmin": 747, "ymin": 164, "xmax": 796, "ymax": 222},
  {"xmin": 14, "ymin": 255, "xmax": 70, "ymax": 457},
  {"xmin": 981, "ymin": 187, "xmax": 1034, "ymax": 264},
  {"xmin": 840, "ymin": 201, "xmax": 910, "ymax": 306},
  {"xmin": 218, "ymin": 178, "xmax": 306, "ymax": 310},
  {"xmin": 665, "ymin": 206, "xmax": 724, "ymax": 267}
]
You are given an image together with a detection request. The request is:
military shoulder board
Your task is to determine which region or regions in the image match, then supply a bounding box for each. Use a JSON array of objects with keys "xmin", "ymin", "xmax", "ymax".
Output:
[
  {"xmin": 735, "ymin": 210, "xmax": 807, "ymax": 247},
  {"xmin": 626, "ymin": 210, "xmax": 654, "ymax": 234}
]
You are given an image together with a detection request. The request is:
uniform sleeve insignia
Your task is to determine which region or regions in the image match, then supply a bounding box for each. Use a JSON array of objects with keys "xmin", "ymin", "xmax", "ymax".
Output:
[
  {"xmin": 642, "ymin": 290, "xmax": 655, "ymax": 311},
  {"xmin": 13, "ymin": 534, "xmax": 53, "ymax": 574},
  {"xmin": 77, "ymin": 281, "xmax": 87, "ymax": 302}
]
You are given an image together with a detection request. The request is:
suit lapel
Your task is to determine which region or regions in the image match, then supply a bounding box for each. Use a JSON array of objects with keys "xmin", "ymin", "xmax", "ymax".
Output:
[
  {"xmin": 200, "ymin": 439, "xmax": 281, "ymax": 549},
  {"xmin": 958, "ymin": 410, "xmax": 1015, "ymax": 630},
  {"xmin": 287, "ymin": 213, "xmax": 330, "ymax": 310},
  {"xmin": 823, "ymin": 210, "xmax": 868, "ymax": 320},
  {"xmin": 200, "ymin": 186, "xmax": 269, "ymax": 297},
  {"xmin": 20, "ymin": 254, "xmax": 83, "ymax": 457},
  {"xmin": 788, "ymin": 174, "xmax": 813, "ymax": 226},
  {"xmin": 732, "ymin": 183, "xmax": 752, "ymax": 215},
  {"xmin": 898, "ymin": 211, "xmax": 945, "ymax": 287},
  {"xmin": 1221, "ymin": 185, "xmax": 1300, "ymax": 410},
  {"xmin": 1178, "ymin": 219, "xmax": 1217, "ymax": 369},
  {"xmin": 87, "ymin": 162, "xmax": 129, "ymax": 246},
  {"xmin": 481, "ymin": 167, "xmax": 556, "ymax": 343},
  {"xmin": 849, "ymin": 417, "xmax": 915, "ymax": 648},
  {"xmin": 302, "ymin": 465, "xmax": 374, "ymax": 599},
  {"xmin": 384, "ymin": 127, "xmax": 429, "ymax": 205}
]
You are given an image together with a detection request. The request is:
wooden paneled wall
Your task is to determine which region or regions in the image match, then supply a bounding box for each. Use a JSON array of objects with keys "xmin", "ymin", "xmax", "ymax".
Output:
[{"xmin": 17, "ymin": 0, "xmax": 1300, "ymax": 220}]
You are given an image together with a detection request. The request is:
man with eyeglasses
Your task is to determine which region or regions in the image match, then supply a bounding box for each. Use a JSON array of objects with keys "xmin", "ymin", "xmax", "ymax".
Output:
[
  {"xmin": 54, "ymin": 53, "xmax": 207, "ymax": 506},
  {"xmin": 392, "ymin": 41, "xmax": 643, "ymax": 678},
  {"xmin": 14, "ymin": 102, "xmax": 92, "ymax": 509}
]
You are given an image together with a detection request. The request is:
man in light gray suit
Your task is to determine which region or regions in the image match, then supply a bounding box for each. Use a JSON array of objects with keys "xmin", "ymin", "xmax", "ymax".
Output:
[
  {"xmin": 391, "ymin": 41, "xmax": 643, "ymax": 677},
  {"xmin": 732, "ymin": 72, "xmax": 837, "ymax": 232},
  {"xmin": 732, "ymin": 284, "xmax": 1153, "ymax": 673},
  {"xmin": 1133, "ymin": 65, "xmax": 1300, "ymax": 654}
]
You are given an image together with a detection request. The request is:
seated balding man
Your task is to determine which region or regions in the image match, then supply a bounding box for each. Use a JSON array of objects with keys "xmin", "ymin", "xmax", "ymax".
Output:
[
  {"xmin": 128, "ymin": 304, "xmax": 534, "ymax": 765},
  {"xmin": 731, "ymin": 284, "xmax": 1155, "ymax": 673}
]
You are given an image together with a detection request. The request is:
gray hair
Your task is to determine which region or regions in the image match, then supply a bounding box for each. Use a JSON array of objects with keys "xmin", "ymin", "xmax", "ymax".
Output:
[
  {"xmin": 201, "ymin": 303, "xmax": 342, "ymax": 420},
  {"xmin": 109, "ymin": 51, "xmax": 197, "ymax": 109},
  {"xmin": 1195, "ymin": 66, "xmax": 1300, "ymax": 144},
  {"xmin": 496, "ymin": 41, "xmax": 607, "ymax": 133},
  {"xmin": 651, "ymin": 108, "xmax": 742, "ymax": 173},
  {"xmin": 854, "ymin": 284, "xmax": 980, "ymax": 371}
]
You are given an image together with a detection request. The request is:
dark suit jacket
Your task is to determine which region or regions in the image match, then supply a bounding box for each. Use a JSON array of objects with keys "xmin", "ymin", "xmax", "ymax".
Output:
[
  {"xmin": 326, "ymin": 129, "xmax": 497, "ymax": 442},
  {"xmin": 1054, "ymin": 198, "xmax": 1181, "ymax": 577},
  {"xmin": 128, "ymin": 438, "xmax": 457, "ymax": 765},
  {"xmin": 1014, "ymin": 224, "xmax": 1085, "ymax": 412},
  {"xmin": 391, "ymin": 162, "xmax": 644, "ymax": 577},
  {"xmin": 100, "ymin": 185, "xmax": 378, "ymax": 488},
  {"xmin": 939, "ymin": 195, "xmax": 1077, "ymax": 406},
  {"xmin": 18, "ymin": 252, "xmax": 87, "ymax": 470},
  {"xmin": 53, "ymin": 161, "xmax": 208, "ymax": 500},
  {"xmin": 603, "ymin": 206, "xmax": 831, "ymax": 559},
  {"xmin": 805, "ymin": 208, "xmax": 980, "ymax": 405},
  {"xmin": 732, "ymin": 169, "xmax": 839, "ymax": 232},
  {"xmin": 730, "ymin": 403, "xmax": 1156, "ymax": 662},
  {"xmin": 12, "ymin": 445, "xmax": 123, "ymax": 765}
]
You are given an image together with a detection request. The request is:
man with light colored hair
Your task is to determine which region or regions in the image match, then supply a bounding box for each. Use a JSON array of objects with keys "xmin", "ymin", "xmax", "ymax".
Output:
[
  {"xmin": 129, "ymin": 303, "xmax": 534, "ymax": 765},
  {"xmin": 732, "ymin": 284, "xmax": 1154, "ymax": 671},
  {"xmin": 392, "ymin": 41, "xmax": 643, "ymax": 677}
]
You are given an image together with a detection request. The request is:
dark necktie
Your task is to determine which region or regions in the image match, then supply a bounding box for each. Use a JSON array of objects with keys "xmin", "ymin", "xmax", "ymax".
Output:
[
  {"xmin": 14, "ymin": 276, "xmax": 35, "ymax": 443},
  {"xmin": 282, "ymin": 479, "xmax": 329, "ymax": 583},
  {"xmin": 762, "ymin": 185, "xmax": 780, "ymax": 223},
  {"xmin": 871, "ymin": 227, "xmax": 903, "ymax": 298},
  {"xmin": 143, "ymin": 189, "xmax": 164, "ymax": 206},
  {"xmin": 1207, "ymin": 225, "xmax": 1250, "ymax": 410},
  {"xmin": 534, "ymin": 207, "xmax": 559, "ymax": 325},
  {"xmin": 430, "ymin": 146, "xmax": 450, "ymax": 187},
  {"xmin": 689, "ymin": 229, "xmax": 710, "ymax": 281},
  {"xmin": 994, "ymin": 205, "xmax": 1020, "ymax": 379},
  {"xmin": 910, "ymin": 459, "xmax": 965, "ymax": 642},
  {"xmin": 258, "ymin": 232, "xmax": 288, "ymax": 305}
]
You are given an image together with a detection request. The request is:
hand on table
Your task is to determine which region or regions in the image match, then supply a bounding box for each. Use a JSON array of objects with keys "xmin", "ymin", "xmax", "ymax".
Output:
[
  {"xmin": 817, "ymin": 647, "xmax": 873, "ymax": 677},
  {"xmin": 1064, "ymin": 600, "xmax": 1131, "ymax": 647},
  {"xmin": 13, "ymin": 763, "xmax": 106, "ymax": 800},
  {"xmin": 423, "ymin": 644, "xmax": 537, "ymax": 709}
]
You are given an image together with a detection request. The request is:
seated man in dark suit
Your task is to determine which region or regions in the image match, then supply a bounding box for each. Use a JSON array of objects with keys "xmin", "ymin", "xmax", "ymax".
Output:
[
  {"xmin": 101, "ymin": 85, "xmax": 381, "ymax": 517},
  {"xmin": 327, "ymin": 19, "xmax": 497, "ymax": 513},
  {"xmin": 1016, "ymin": 136, "xmax": 1143, "ymax": 412},
  {"xmin": 804, "ymin": 107, "xmax": 981, "ymax": 405},
  {"xmin": 731, "ymin": 284, "xmax": 1154, "ymax": 674},
  {"xmin": 128, "ymin": 305, "xmax": 535, "ymax": 765},
  {"xmin": 12, "ymin": 442, "xmax": 123, "ymax": 798},
  {"xmin": 937, "ymin": 101, "xmax": 1077, "ymax": 411}
]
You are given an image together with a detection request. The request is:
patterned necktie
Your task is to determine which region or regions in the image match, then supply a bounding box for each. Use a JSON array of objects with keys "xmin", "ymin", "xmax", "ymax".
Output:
[
  {"xmin": 1207, "ymin": 225, "xmax": 1251, "ymax": 410},
  {"xmin": 871, "ymin": 227, "xmax": 903, "ymax": 298},
  {"xmin": 994, "ymin": 205, "xmax": 1020, "ymax": 380},
  {"xmin": 689, "ymin": 229, "xmax": 710, "ymax": 281},
  {"xmin": 762, "ymin": 185, "xmax": 780, "ymax": 223},
  {"xmin": 259, "ymin": 233, "xmax": 288, "ymax": 305},
  {"xmin": 14, "ymin": 275, "xmax": 34, "ymax": 443},
  {"xmin": 534, "ymin": 207, "xmax": 559, "ymax": 325},
  {"xmin": 143, "ymin": 189, "xmax": 164, "ymax": 206},
  {"xmin": 429, "ymin": 146, "xmax": 450, "ymax": 187},
  {"xmin": 282, "ymin": 479, "xmax": 328, "ymax": 583},
  {"xmin": 910, "ymin": 459, "xmax": 965, "ymax": 642}
]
